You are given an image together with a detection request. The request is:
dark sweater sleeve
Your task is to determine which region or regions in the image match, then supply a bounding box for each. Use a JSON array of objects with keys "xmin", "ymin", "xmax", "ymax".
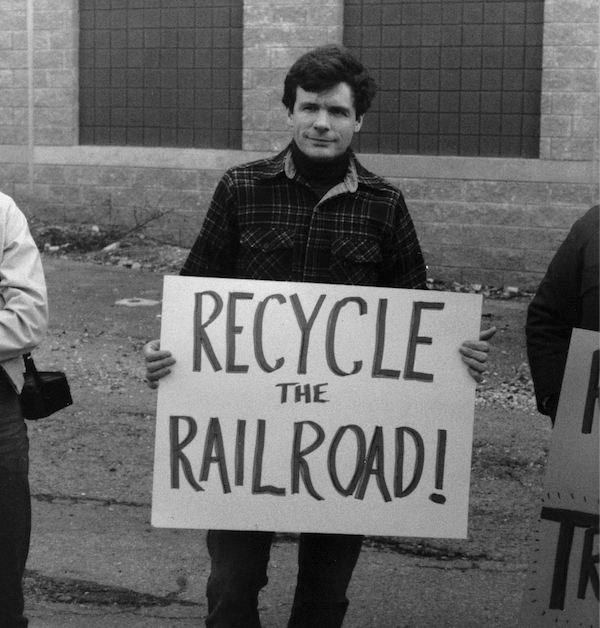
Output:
[
  {"xmin": 526, "ymin": 259, "xmax": 577, "ymax": 417},
  {"xmin": 379, "ymin": 192, "xmax": 427, "ymax": 290},
  {"xmin": 580, "ymin": 236, "xmax": 600, "ymax": 331},
  {"xmin": 526, "ymin": 206, "xmax": 599, "ymax": 417},
  {"xmin": 180, "ymin": 173, "xmax": 240, "ymax": 278}
]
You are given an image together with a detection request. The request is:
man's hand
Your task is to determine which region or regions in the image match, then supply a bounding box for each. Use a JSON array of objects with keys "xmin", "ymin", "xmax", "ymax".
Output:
[
  {"xmin": 143, "ymin": 339, "xmax": 176, "ymax": 390},
  {"xmin": 459, "ymin": 327, "xmax": 497, "ymax": 383}
]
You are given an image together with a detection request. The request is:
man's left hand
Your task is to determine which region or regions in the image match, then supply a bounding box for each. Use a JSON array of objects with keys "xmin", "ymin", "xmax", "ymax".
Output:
[{"xmin": 459, "ymin": 327, "xmax": 497, "ymax": 383}]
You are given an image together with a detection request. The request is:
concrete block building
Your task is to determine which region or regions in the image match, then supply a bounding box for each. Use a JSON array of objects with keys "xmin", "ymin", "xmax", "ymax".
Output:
[{"xmin": 0, "ymin": 0, "xmax": 598, "ymax": 288}]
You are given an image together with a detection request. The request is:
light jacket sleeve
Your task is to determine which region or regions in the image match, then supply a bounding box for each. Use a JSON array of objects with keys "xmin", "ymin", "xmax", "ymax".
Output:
[{"xmin": 0, "ymin": 193, "xmax": 48, "ymax": 391}]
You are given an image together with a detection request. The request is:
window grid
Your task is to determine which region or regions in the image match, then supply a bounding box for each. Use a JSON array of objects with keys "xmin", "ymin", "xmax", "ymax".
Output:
[
  {"xmin": 344, "ymin": 0, "xmax": 544, "ymax": 158},
  {"xmin": 79, "ymin": 0, "xmax": 243, "ymax": 149}
]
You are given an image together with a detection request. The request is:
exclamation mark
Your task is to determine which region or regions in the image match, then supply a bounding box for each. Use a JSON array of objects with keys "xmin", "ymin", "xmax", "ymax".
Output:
[{"xmin": 429, "ymin": 429, "xmax": 447, "ymax": 504}]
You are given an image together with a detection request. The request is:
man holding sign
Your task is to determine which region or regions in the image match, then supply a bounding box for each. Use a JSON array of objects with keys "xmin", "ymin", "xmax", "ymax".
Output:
[
  {"xmin": 145, "ymin": 45, "xmax": 494, "ymax": 628},
  {"xmin": 526, "ymin": 205, "xmax": 599, "ymax": 423},
  {"xmin": 520, "ymin": 207, "xmax": 598, "ymax": 625}
]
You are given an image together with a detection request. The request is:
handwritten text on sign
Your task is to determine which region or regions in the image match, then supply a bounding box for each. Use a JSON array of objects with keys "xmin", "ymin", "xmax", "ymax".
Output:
[
  {"xmin": 519, "ymin": 329, "xmax": 599, "ymax": 627},
  {"xmin": 152, "ymin": 277, "xmax": 482, "ymax": 537}
]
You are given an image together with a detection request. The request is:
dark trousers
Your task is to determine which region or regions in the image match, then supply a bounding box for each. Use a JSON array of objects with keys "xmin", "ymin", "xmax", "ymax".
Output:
[
  {"xmin": 206, "ymin": 530, "xmax": 363, "ymax": 628},
  {"xmin": 0, "ymin": 379, "xmax": 30, "ymax": 628}
]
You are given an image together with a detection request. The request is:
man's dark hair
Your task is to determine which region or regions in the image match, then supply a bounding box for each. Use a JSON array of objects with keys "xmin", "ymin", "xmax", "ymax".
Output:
[{"xmin": 282, "ymin": 44, "xmax": 377, "ymax": 118}]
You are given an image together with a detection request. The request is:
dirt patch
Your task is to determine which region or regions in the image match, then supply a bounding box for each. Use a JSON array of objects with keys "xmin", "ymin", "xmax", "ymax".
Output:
[
  {"xmin": 30, "ymin": 220, "xmax": 189, "ymax": 274},
  {"xmin": 25, "ymin": 570, "xmax": 199, "ymax": 609}
]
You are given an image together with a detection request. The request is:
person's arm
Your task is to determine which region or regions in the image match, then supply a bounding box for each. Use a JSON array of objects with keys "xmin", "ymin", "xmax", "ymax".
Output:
[
  {"xmin": 574, "ymin": 207, "xmax": 598, "ymax": 333},
  {"xmin": 180, "ymin": 173, "xmax": 240, "ymax": 278},
  {"xmin": 580, "ymin": 286, "xmax": 599, "ymax": 332},
  {"xmin": 526, "ymin": 278, "xmax": 572, "ymax": 420},
  {"xmin": 0, "ymin": 196, "xmax": 48, "ymax": 363},
  {"xmin": 525, "ymin": 219, "xmax": 588, "ymax": 418},
  {"xmin": 378, "ymin": 192, "xmax": 427, "ymax": 290}
]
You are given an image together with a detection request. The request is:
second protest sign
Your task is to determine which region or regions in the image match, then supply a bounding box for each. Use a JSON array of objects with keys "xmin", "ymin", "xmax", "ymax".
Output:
[{"xmin": 152, "ymin": 276, "xmax": 482, "ymax": 538}]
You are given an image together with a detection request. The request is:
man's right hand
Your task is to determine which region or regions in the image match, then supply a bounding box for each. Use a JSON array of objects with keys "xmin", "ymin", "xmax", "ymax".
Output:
[{"xmin": 143, "ymin": 339, "xmax": 176, "ymax": 389}]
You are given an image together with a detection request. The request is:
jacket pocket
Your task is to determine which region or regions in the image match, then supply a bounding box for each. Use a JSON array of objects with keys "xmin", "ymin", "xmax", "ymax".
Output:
[
  {"xmin": 239, "ymin": 228, "xmax": 294, "ymax": 280},
  {"xmin": 330, "ymin": 238, "xmax": 382, "ymax": 285}
]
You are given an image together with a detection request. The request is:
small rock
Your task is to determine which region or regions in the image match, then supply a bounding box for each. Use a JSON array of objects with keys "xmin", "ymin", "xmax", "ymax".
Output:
[
  {"xmin": 102, "ymin": 242, "xmax": 120, "ymax": 253},
  {"xmin": 115, "ymin": 298, "xmax": 160, "ymax": 307}
]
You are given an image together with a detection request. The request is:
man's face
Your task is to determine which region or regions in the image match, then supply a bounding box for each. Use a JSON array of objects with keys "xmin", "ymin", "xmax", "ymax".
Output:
[{"xmin": 287, "ymin": 82, "xmax": 363, "ymax": 162}]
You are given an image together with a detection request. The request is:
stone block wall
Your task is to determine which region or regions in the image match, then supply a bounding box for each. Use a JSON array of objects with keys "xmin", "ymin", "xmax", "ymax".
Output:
[
  {"xmin": 1, "ymin": 0, "xmax": 29, "ymax": 145},
  {"xmin": 406, "ymin": 181, "xmax": 594, "ymax": 288},
  {"xmin": 27, "ymin": 165, "xmax": 219, "ymax": 247},
  {"xmin": 540, "ymin": 0, "xmax": 598, "ymax": 161},
  {"xmin": 243, "ymin": 0, "xmax": 343, "ymax": 151},
  {"xmin": 1, "ymin": 0, "xmax": 78, "ymax": 147},
  {"xmin": 0, "ymin": 0, "xmax": 598, "ymax": 291},
  {"xmin": 4, "ymin": 148, "xmax": 258, "ymax": 248},
  {"xmin": 31, "ymin": 0, "xmax": 78, "ymax": 145}
]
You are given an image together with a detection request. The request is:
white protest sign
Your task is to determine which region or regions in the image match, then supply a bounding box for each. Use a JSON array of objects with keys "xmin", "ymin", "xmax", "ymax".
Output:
[
  {"xmin": 519, "ymin": 329, "xmax": 599, "ymax": 626},
  {"xmin": 151, "ymin": 276, "xmax": 482, "ymax": 538}
]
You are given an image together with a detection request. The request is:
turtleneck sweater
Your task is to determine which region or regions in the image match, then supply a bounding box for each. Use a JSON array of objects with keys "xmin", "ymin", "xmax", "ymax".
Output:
[{"xmin": 291, "ymin": 141, "xmax": 351, "ymax": 199}]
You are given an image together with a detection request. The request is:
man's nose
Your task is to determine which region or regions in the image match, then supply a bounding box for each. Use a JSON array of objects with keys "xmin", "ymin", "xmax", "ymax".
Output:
[{"xmin": 313, "ymin": 109, "xmax": 330, "ymax": 130}]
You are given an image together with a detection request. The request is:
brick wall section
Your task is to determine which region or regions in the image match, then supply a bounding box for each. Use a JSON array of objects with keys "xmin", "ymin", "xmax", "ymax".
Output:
[
  {"xmin": 0, "ymin": 0, "xmax": 28, "ymax": 144},
  {"xmin": 243, "ymin": 0, "xmax": 344, "ymax": 151},
  {"xmin": 0, "ymin": 0, "xmax": 78, "ymax": 147},
  {"xmin": 404, "ymin": 183, "xmax": 594, "ymax": 287},
  {"xmin": 539, "ymin": 0, "xmax": 599, "ymax": 161},
  {"xmin": 24, "ymin": 163, "xmax": 221, "ymax": 247},
  {"xmin": 33, "ymin": 0, "xmax": 78, "ymax": 146}
]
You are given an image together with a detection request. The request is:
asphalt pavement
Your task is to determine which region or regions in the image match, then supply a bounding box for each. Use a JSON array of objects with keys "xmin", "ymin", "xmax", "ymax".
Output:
[{"xmin": 23, "ymin": 256, "xmax": 527, "ymax": 628}]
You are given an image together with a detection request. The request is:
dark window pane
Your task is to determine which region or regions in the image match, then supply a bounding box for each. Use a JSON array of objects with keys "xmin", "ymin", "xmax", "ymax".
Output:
[
  {"xmin": 345, "ymin": 0, "xmax": 542, "ymax": 157},
  {"xmin": 79, "ymin": 0, "xmax": 242, "ymax": 149}
]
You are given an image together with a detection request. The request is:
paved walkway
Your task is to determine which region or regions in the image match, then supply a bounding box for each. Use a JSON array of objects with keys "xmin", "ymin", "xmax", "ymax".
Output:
[{"xmin": 27, "ymin": 499, "xmax": 524, "ymax": 627}]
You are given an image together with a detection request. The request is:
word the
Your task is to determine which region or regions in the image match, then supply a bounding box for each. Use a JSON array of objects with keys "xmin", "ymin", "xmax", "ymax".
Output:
[{"xmin": 276, "ymin": 382, "xmax": 329, "ymax": 403}]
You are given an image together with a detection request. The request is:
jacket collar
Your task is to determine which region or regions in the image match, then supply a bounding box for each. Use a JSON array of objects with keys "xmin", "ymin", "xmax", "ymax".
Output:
[{"xmin": 256, "ymin": 143, "xmax": 384, "ymax": 194}]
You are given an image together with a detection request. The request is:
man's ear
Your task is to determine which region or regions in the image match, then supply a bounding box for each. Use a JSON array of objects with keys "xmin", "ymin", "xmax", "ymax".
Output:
[
  {"xmin": 354, "ymin": 115, "xmax": 363, "ymax": 132},
  {"xmin": 286, "ymin": 109, "xmax": 294, "ymax": 127}
]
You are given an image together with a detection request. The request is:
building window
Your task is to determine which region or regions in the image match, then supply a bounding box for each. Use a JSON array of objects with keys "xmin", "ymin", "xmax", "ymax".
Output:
[
  {"xmin": 79, "ymin": 0, "xmax": 243, "ymax": 149},
  {"xmin": 345, "ymin": 0, "xmax": 544, "ymax": 158}
]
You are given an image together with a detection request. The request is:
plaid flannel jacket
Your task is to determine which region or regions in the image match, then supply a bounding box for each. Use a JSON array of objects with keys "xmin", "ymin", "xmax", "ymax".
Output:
[{"xmin": 181, "ymin": 145, "xmax": 427, "ymax": 290}]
